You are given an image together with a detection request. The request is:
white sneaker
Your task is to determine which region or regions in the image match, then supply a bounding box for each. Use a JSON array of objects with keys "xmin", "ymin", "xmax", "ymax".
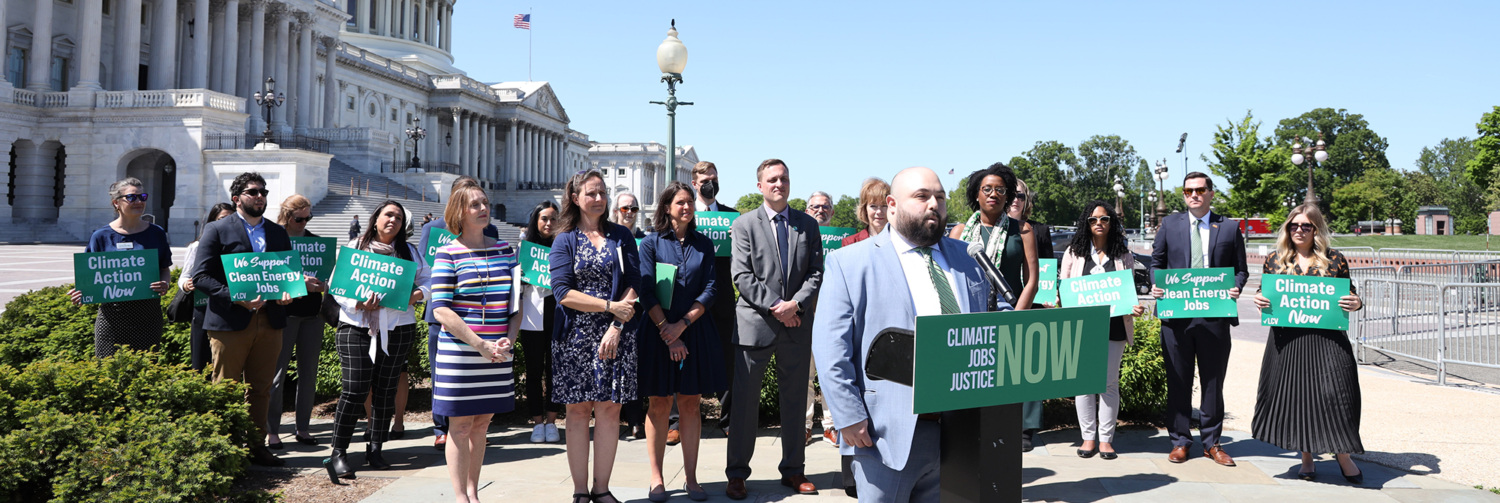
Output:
[
  {"xmin": 544, "ymin": 423, "xmax": 560, "ymax": 443},
  {"xmin": 530, "ymin": 424, "xmax": 545, "ymax": 443}
]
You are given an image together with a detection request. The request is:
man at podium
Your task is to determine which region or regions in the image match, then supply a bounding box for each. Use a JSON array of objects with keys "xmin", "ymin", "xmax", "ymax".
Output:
[{"xmin": 813, "ymin": 167, "xmax": 1009, "ymax": 501}]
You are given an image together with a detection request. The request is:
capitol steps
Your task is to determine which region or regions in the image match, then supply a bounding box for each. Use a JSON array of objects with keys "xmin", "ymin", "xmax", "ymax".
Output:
[{"xmin": 305, "ymin": 194, "xmax": 524, "ymax": 251}]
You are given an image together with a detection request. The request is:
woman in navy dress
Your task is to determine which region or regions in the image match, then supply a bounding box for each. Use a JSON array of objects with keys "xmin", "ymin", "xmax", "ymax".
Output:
[
  {"xmin": 550, "ymin": 170, "xmax": 641, "ymax": 503},
  {"xmin": 638, "ymin": 182, "xmax": 726, "ymax": 501},
  {"xmin": 70, "ymin": 177, "xmax": 173, "ymax": 357}
]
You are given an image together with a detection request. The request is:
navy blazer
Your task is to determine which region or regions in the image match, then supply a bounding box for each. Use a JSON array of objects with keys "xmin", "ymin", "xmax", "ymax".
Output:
[
  {"xmin": 193, "ymin": 212, "xmax": 294, "ymax": 332},
  {"xmin": 549, "ymin": 222, "xmax": 643, "ymax": 335},
  {"xmin": 638, "ymin": 230, "xmax": 718, "ymax": 321},
  {"xmin": 1150, "ymin": 211, "xmax": 1248, "ymax": 325}
]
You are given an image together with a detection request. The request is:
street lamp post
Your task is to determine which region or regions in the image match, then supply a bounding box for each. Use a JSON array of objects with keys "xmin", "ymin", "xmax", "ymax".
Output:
[
  {"xmin": 404, "ymin": 119, "xmax": 426, "ymax": 172},
  {"xmin": 1290, "ymin": 133, "xmax": 1328, "ymax": 205},
  {"xmin": 252, "ymin": 77, "xmax": 285, "ymax": 146},
  {"xmin": 650, "ymin": 20, "xmax": 692, "ymax": 184},
  {"xmin": 1113, "ymin": 175, "xmax": 1125, "ymax": 220},
  {"xmin": 1154, "ymin": 158, "xmax": 1170, "ymax": 227}
]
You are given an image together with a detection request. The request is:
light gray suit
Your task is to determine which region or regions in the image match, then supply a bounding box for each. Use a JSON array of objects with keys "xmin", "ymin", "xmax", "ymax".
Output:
[
  {"xmin": 813, "ymin": 230, "xmax": 1002, "ymax": 501},
  {"xmin": 726, "ymin": 204, "xmax": 824, "ymax": 480}
]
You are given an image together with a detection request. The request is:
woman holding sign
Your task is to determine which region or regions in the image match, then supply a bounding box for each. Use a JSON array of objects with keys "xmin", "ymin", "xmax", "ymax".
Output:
[
  {"xmin": 71, "ymin": 177, "xmax": 173, "ymax": 358},
  {"xmin": 268, "ymin": 194, "xmax": 327, "ymax": 449},
  {"xmin": 324, "ymin": 200, "xmax": 430, "ymax": 481},
  {"xmin": 1059, "ymin": 201, "xmax": 1145, "ymax": 460},
  {"xmin": 551, "ymin": 170, "xmax": 642, "ymax": 503},
  {"xmin": 638, "ymin": 181, "xmax": 725, "ymax": 502},
  {"xmin": 1251, "ymin": 204, "xmax": 1365, "ymax": 483},
  {"xmin": 520, "ymin": 201, "xmax": 564, "ymax": 443}
]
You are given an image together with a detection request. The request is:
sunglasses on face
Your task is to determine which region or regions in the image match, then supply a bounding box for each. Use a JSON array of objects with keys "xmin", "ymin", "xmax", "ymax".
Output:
[
  {"xmin": 1288, "ymin": 223, "xmax": 1316, "ymax": 233},
  {"xmin": 808, "ymin": 205, "xmax": 831, "ymax": 211},
  {"xmin": 980, "ymin": 186, "xmax": 1006, "ymax": 196},
  {"xmin": 116, "ymin": 193, "xmax": 150, "ymax": 203},
  {"xmin": 1088, "ymin": 216, "xmax": 1112, "ymax": 224},
  {"xmin": 240, "ymin": 188, "xmax": 270, "ymax": 197},
  {"xmin": 620, "ymin": 206, "xmax": 640, "ymax": 212},
  {"xmin": 293, "ymin": 216, "xmax": 313, "ymax": 224},
  {"xmin": 1183, "ymin": 187, "xmax": 1211, "ymax": 196}
]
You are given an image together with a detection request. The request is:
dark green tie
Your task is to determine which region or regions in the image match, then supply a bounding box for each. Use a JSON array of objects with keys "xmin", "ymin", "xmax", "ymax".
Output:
[
  {"xmin": 1191, "ymin": 217, "xmax": 1205, "ymax": 268},
  {"xmin": 920, "ymin": 247, "xmax": 960, "ymax": 315}
]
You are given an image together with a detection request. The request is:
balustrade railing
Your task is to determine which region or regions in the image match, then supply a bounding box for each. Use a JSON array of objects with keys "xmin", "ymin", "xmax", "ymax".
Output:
[{"xmin": 204, "ymin": 134, "xmax": 331, "ymax": 153}]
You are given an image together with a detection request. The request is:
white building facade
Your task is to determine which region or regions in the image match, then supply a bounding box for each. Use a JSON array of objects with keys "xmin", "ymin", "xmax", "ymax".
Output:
[
  {"xmin": 0, "ymin": 0, "xmax": 589, "ymax": 243},
  {"xmin": 589, "ymin": 142, "xmax": 696, "ymax": 222}
]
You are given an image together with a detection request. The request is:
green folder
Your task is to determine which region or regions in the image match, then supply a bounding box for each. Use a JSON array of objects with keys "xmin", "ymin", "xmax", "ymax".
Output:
[{"xmin": 655, "ymin": 263, "xmax": 678, "ymax": 309}]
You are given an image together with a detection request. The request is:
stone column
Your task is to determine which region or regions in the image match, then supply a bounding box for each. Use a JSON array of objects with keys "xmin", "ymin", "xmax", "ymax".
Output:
[
  {"xmin": 73, "ymin": 0, "xmax": 104, "ymax": 90},
  {"xmin": 209, "ymin": 2, "xmax": 224, "ymax": 91},
  {"xmin": 520, "ymin": 125, "xmax": 530, "ymax": 186},
  {"xmin": 222, "ymin": 0, "xmax": 238, "ymax": 95},
  {"xmin": 0, "ymin": 0, "xmax": 6, "ymax": 84},
  {"xmin": 379, "ymin": 0, "xmax": 390, "ymax": 36},
  {"xmin": 191, "ymin": 0, "xmax": 210, "ymax": 88},
  {"xmin": 113, "ymin": 0, "xmax": 142, "ymax": 90},
  {"xmin": 356, "ymin": 0, "xmax": 369, "ymax": 32},
  {"xmin": 542, "ymin": 132, "xmax": 552, "ymax": 187},
  {"xmin": 506, "ymin": 119, "xmax": 518, "ymax": 187},
  {"xmin": 467, "ymin": 114, "xmax": 478, "ymax": 178},
  {"xmin": 285, "ymin": 23, "xmax": 299, "ymax": 130},
  {"xmin": 322, "ymin": 37, "xmax": 338, "ymax": 128},
  {"xmin": 442, "ymin": 5, "xmax": 451, "ymax": 51},
  {"xmin": 27, "ymin": 0, "xmax": 54, "ymax": 91},
  {"xmin": 147, "ymin": 0, "xmax": 177, "ymax": 89},
  {"xmin": 271, "ymin": 13, "xmax": 290, "ymax": 131},
  {"xmin": 448, "ymin": 108, "xmax": 460, "ymax": 170},
  {"xmin": 482, "ymin": 119, "xmax": 492, "ymax": 181},
  {"xmin": 246, "ymin": 2, "xmax": 266, "ymax": 130},
  {"xmin": 295, "ymin": 19, "xmax": 313, "ymax": 134}
]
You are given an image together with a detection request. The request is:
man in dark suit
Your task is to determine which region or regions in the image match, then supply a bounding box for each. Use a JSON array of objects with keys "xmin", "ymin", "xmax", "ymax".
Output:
[
  {"xmin": 193, "ymin": 172, "xmax": 299, "ymax": 467},
  {"xmin": 725, "ymin": 159, "xmax": 824, "ymax": 499},
  {"xmin": 1149, "ymin": 171, "xmax": 1248, "ymax": 467},
  {"xmin": 692, "ymin": 161, "xmax": 739, "ymax": 441}
]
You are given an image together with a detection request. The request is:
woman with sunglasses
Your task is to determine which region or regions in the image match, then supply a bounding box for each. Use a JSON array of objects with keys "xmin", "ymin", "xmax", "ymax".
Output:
[
  {"xmin": 1251, "ymin": 204, "xmax": 1365, "ymax": 484},
  {"xmin": 267, "ymin": 194, "xmax": 328, "ymax": 449},
  {"xmin": 70, "ymin": 177, "xmax": 173, "ymax": 357},
  {"xmin": 179, "ymin": 202, "xmax": 236, "ymax": 371},
  {"xmin": 1059, "ymin": 201, "xmax": 1146, "ymax": 460}
]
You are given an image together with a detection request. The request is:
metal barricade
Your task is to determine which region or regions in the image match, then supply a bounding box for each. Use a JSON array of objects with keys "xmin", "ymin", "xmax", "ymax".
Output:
[
  {"xmin": 1378, "ymin": 248, "xmax": 1458, "ymax": 268},
  {"xmin": 1349, "ymin": 266, "xmax": 1396, "ymax": 290},
  {"xmin": 1453, "ymin": 250, "xmax": 1500, "ymax": 263},
  {"xmin": 1353, "ymin": 279, "xmax": 1445, "ymax": 373},
  {"xmin": 1397, "ymin": 261, "xmax": 1500, "ymax": 286},
  {"xmin": 1437, "ymin": 283, "xmax": 1500, "ymax": 384},
  {"xmin": 1338, "ymin": 247, "xmax": 1379, "ymax": 267}
]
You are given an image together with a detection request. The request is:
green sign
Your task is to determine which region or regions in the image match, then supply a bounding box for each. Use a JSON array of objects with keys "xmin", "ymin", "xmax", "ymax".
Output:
[
  {"xmin": 1035, "ymin": 258, "xmax": 1058, "ymax": 305},
  {"xmin": 424, "ymin": 227, "xmax": 459, "ymax": 266},
  {"xmin": 290, "ymin": 237, "xmax": 338, "ymax": 281},
  {"xmin": 73, "ymin": 249, "xmax": 160, "ymax": 304},
  {"xmin": 194, "ymin": 290, "xmax": 208, "ymax": 308},
  {"xmin": 1059, "ymin": 270, "xmax": 1138, "ymax": 316},
  {"xmin": 695, "ymin": 211, "xmax": 739, "ymax": 257},
  {"xmin": 819, "ymin": 226, "xmax": 857, "ymax": 250},
  {"xmin": 328, "ymin": 247, "xmax": 418, "ymax": 311},
  {"xmin": 519, "ymin": 241, "xmax": 552, "ymax": 287},
  {"xmin": 1260, "ymin": 274, "xmax": 1350, "ymax": 330},
  {"xmin": 221, "ymin": 251, "xmax": 308, "ymax": 302},
  {"xmin": 654, "ymin": 263, "xmax": 677, "ymax": 308},
  {"xmin": 1153, "ymin": 267, "xmax": 1237, "ymax": 319},
  {"xmin": 913, "ymin": 306, "xmax": 1111, "ymax": 414}
]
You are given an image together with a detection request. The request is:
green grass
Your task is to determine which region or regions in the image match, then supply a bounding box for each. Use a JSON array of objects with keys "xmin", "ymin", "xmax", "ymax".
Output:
[
  {"xmin": 1472, "ymin": 485, "xmax": 1500, "ymax": 495},
  {"xmin": 1246, "ymin": 234, "xmax": 1500, "ymax": 251}
]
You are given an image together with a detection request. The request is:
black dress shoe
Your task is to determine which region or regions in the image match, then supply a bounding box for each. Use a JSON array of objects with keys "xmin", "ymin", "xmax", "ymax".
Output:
[
  {"xmin": 365, "ymin": 442, "xmax": 391, "ymax": 470},
  {"xmin": 324, "ymin": 449, "xmax": 355, "ymax": 483},
  {"xmin": 295, "ymin": 433, "xmax": 320, "ymax": 446},
  {"xmin": 267, "ymin": 441, "xmax": 284, "ymax": 450},
  {"xmin": 1342, "ymin": 469, "xmax": 1363, "ymax": 485},
  {"xmin": 1100, "ymin": 451, "xmax": 1118, "ymax": 460},
  {"xmin": 248, "ymin": 445, "xmax": 286, "ymax": 466},
  {"xmin": 389, "ymin": 428, "xmax": 406, "ymax": 440},
  {"xmin": 1077, "ymin": 446, "xmax": 1099, "ymax": 458},
  {"xmin": 1297, "ymin": 469, "xmax": 1317, "ymax": 481},
  {"xmin": 1021, "ymin": 430, "xmax": 1034, "ymax": 452}
]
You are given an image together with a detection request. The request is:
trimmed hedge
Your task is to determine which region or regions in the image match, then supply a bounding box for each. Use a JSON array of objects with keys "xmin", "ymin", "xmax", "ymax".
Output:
[{"xmin": 1043, "ymin": 315, "xmax": 1170, "ymax": 428}]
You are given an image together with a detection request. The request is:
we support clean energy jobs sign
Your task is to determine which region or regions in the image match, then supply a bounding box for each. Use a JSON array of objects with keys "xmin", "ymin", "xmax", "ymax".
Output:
[
  {"xmin": 913, "ymin": 306, "xmax": 1110, "ymax": 414},
  {"xmin": 819, "ymin": 226, "xmax": 856, "ymax": 250},
  {"xmin": 1260, "ymin": 274, "xmax": 1350, "ymax": 330},
  {"xmin": 221, "ymin": 251, "xmax": 308, "ymax": 301},
  {"xmin": 1059, "ymin": 270, "xmax": 1137, "ymax": 316},
  {"xmin": 328, "ymin": 247, "xmax": 418, "ymax": 311},
  {"xmin": 518, "ymin": 241, "xmax": 551, "ymax": 287},
  {"xmin": 73, "ymin": 249, "xmax": 160, "ymax": 304},
  {"xmin": 695, "ymin": 211, "xmax": 738, "ymax": 257},
  {"xmin": 1153, "ymin": 267, "xmax": 1237, "ymax": 319}
]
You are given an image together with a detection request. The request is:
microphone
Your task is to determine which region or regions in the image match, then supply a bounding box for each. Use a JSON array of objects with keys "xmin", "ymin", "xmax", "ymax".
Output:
[{"xmin": 967, "ymin": 242, "xmax": 1018, "ymax": 309}]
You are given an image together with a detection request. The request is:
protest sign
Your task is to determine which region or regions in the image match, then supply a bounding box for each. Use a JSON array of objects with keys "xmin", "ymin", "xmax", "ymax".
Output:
[
  {"xmin": 220, "ymin": 251, "xmax": 308, "ymax": 301},
  {"xmin": 72, "ymin": 249, "xmax": 160, "ymax": 304},
  {"xmin": 695, "ymin": 211, "xmax": 738, "ymax": 257},
  {"xmin": 1260, "ymin": 274, "xmax": 1350, "ymax": 330},
  {"xmin": 1059, "ymin": 270, "xmax": 1137, "ymax": 317},
  {"xmin": 519, "ymin": 241, "xmax": 552, "ymax": 287},
  {"xmin": 1035, "ymin": 258, "xmax": 1059, "ymax": 305},
  {"xmin": 290, "ymin": 237, "xmax": 338, "ymax": 281},
  {"xmin": 328, "ymin": 247, "xmax": 418, "ymax": 311},
  {"xmin": 1153, "ymin": 267, "xmax": 1237, "ymax": 319},
  {"xmin": 819, "ymin": 226, "xmax": 857, "ymax": 250}
]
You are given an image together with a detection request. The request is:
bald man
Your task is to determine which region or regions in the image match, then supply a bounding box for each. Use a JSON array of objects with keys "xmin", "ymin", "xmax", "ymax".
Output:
[{"xmin": 813, "ymin": 167, "xmax": 1008, "ymax": 501}]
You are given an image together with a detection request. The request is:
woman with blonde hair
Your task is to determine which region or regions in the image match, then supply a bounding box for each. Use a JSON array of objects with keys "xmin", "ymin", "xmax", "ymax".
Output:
[
  {"xmin": 268, "ymin": 194, "xmax": 328, "ymax": 449},
  {"xmin": 1252, "ymin": 203, "xmax": 1365, "ymax": 483},
  {"xmin": 840, "ymin": 178, "xmax": 890, "ymax": 247}
]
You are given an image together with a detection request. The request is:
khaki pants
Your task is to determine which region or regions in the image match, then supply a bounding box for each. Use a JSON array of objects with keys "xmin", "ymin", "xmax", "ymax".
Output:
[{"xmin": 210, "ymin": 310, "xmax": 284, "ymax": 447}]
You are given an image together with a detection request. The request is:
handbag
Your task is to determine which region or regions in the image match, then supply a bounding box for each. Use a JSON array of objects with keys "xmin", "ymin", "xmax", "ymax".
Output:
[
  {"xmin": 319, "ymin": 293, "xmax": 341, "ymax": 328},
  {"xmin": 165, "ymin": 288, "xmax": 195, "ymax": 323}
]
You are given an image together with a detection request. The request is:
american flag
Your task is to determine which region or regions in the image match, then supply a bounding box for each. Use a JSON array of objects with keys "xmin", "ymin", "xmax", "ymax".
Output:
[{"xmin": 514, "ymin": 14, "xmax": 531, "ymax": 29}]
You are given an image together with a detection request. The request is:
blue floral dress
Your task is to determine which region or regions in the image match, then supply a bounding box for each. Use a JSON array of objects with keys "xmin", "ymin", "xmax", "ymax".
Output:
[{"xmin": 552, "ymin": 233, "xmax": 638, "ymax": 404}]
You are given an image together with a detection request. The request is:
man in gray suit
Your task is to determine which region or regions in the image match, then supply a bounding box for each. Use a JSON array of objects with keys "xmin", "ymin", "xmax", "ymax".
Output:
[
  {"xmin": 814, "ymin": 167, "xmax": 1004, "ymax": 501},
  {"xmin": 725, "ymin": 159, "xmax": 825, "ymax": 499}
]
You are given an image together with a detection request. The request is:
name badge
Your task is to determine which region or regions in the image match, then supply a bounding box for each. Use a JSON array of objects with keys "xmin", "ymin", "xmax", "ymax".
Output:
[{"xmin": 117, "ymin": 241, "xmax": 135, "ymax": 250}]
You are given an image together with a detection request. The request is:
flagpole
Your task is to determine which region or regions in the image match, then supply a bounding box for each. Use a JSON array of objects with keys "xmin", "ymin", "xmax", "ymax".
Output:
[{"xmin": 528, "ymin": 7, "xmax": 533, "ymax": 81}]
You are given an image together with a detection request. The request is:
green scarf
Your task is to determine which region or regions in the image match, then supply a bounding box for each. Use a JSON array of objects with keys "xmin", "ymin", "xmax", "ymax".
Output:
[{"xmin": 959, "ymin": 211, "xmax": 1010, "ymax": 265}]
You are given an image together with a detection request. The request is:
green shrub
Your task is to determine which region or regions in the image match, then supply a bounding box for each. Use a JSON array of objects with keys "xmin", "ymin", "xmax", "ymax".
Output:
[
  {"xmin": 0, "ymin": 350, "xmax": 254, "ymax": 502},
  {"xmin": 1042, "ymin": 314, "xmax": 1170, "ymax": 429},
  {"xmin": 0, "ymin": 284, "xmax": 99, "ymax": 366},
  {"xmin": 307, "ymin": 303, "xmax": 433, "ymax": 401}
]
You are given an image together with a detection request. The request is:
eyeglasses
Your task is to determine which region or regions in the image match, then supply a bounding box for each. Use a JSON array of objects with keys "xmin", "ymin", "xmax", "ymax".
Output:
[
  {"xmin": 1087, "ymin": 216, "xmax": 1112, "ymax": 224},
  {"xmin": 240, "ymin": 188, "xmax": 270, "ymax": 197},
  {"xmin": 620, "ymin": 206, "xmax": 640, "ymax": 213},
  {"xmin": 1288, "ymin": 223, "xmax": 1316, "ymax": 233},
  {"xmin": 293, "ymin": 216, "xmax": 313, "ymax": 224},
  {"xmin": 866, "ymin": 204, "xmax": 888, "ymax": 212},
  {"xmin": 116, "ymin": 193, "xmax": 150, "ymax": 203},
  {"xmin": 1183, "ymin": 187, "xmax": 1211, "ymax": 196},
  {"xmin": 980, "ymin": 186, "xmax": 1006, "ymax": 196},
  {"xmin": 808, "ymin": 205, "xmax": 831, "ymax": 211}
]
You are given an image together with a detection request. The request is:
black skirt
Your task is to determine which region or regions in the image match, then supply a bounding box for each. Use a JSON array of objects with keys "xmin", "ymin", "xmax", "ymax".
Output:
[
  {"xmin": 95, "ymin": 298, "xmax": 164, "ymax": 358},
  {"xmin": 1252, "ymin": 327, "xmax": 1364, "ymax": 454}
]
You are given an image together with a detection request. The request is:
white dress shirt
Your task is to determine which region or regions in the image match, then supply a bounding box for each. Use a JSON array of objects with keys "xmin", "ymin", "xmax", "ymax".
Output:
[{"xmin": 890, "ymin": 229, "xmax": 958, "ymax": 317}]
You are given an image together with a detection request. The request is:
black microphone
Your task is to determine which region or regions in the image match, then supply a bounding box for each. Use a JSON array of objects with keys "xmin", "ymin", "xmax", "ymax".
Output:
[{"xmin": 967, "ymin": 242, "xmax": 1017, "ymax": 308}]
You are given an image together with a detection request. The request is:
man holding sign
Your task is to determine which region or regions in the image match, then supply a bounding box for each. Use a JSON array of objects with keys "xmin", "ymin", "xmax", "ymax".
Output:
[
  {"xmin": 1148, "ymin": 172, "xmax": 1248, "ymax": 467},
  {"xmin": 813, "ymin": 167, "xmax": 1007, "ymax": 502}
]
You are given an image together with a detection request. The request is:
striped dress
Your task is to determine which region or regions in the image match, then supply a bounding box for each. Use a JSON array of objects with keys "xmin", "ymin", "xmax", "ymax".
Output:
[{"xmin": 429, "ymin": 241, "xmax": 519, "ymax": 417}]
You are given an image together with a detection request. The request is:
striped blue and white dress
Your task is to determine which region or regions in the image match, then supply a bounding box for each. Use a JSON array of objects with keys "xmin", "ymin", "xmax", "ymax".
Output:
[{"xmin": 429, "ymin": 241, "xmax": 518, "ymax": 417}]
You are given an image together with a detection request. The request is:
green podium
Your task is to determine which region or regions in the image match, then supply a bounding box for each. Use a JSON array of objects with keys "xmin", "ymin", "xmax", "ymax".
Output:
[{"xmin": 910, "ymin": 305, "xmax": 1112, "ymax": 502}]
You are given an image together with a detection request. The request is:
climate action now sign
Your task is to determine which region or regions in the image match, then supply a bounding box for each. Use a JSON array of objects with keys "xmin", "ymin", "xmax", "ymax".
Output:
[
  {"xmin": 913, "ymin": 306, "xmax": 1110, "ymax": 414},
  {"xmin": 1035, "ymin": 258, "xmax": 1059, "ymax": 305},
  {"xmin": 290, "ymin": 237, "xmax": 338, "ymax": 281},
  {"xmin": 1260, "ymin": 274, "xmax": 1349, "ymax": 330},
  {"xmin": 1154, "ymin": 267, "xmax": 1237, "ymax": 319},
  {"xmin": 221, "ymin": 251, "xmax": 308, "ymax": 302},
  {"xmin": 424, "ymin": 227, "xmax": 460, "ymax": 266},
  {"xmin": 519, "ymin": 241, "xmax": 551, "ymax": 287},
  {"xmin": 73, "ymin": 249, "xmax": 160, "ymax": 304},
  {"xmin": 328, "ymin": 247, "xmax": 418, "ymax": 311},
  {"xmin": 1059, "ymin": 270, "xmax": 1137, "ymax": 316},
  {"xmin": 819, "ymin": 226, "xmax": 856, "ymax": 250},
  {"xmin": 695, "ymin": 211, "xmax": 738, "ymax": 257}
]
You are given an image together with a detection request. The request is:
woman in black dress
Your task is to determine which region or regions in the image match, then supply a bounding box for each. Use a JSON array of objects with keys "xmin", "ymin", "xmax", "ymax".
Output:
[{"xmin": 1252, "ymin": 203, "xmax": 1365, "ymax": 484}]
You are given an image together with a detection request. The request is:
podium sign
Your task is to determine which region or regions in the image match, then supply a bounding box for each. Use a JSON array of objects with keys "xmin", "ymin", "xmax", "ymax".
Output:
[{"xmin": 913, "ymin": 305, "xmax": 1111, "ymax": 414}]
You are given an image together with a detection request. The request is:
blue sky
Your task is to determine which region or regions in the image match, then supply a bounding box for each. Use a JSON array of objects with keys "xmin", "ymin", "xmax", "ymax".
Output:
[{"xmin": 451, "ymin": 1, "xmax": 1499, "ymax": 205}]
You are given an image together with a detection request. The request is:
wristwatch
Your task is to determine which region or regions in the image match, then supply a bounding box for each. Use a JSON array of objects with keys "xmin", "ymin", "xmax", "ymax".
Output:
[{"xmin": 610, "ymin": 319, "xmax": 625, "ymax": 330}]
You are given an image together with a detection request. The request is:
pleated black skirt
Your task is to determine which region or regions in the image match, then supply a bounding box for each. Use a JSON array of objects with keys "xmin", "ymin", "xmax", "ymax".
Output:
[{"xmin": 1252, "ymin": 327, "xmax": 1364, "ymax": 454}]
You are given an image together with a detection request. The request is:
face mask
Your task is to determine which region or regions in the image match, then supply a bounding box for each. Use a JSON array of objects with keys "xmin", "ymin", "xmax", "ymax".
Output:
[{"xmin": 700, "ymin": 179, "xmax": 720, "ymax": 200}]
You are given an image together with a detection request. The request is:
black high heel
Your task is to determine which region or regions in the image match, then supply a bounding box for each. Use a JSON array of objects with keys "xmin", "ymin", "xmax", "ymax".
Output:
[
  {"xmin": 366, "ymin": 442, "xmax": 391, "ymax": 470},
  {"xmin": 323, "ymin": 449, "xmax": 355, "ymax": 483},
  {"xmin": 1342, "ymin": 468, "xmax": 1363, "ymax": 485}
]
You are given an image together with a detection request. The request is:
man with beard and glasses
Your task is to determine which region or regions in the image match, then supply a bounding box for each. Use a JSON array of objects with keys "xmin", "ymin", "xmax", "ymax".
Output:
[
  {"xmin": 193, "ymin": 172, "xmax": 307, "ymax": 467},
  {"xmin": 812, "ymin": 167, "xmax": 1009, "ymax": 502}
]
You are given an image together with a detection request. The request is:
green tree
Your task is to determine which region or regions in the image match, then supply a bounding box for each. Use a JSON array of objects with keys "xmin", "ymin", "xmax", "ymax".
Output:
[
  {"xmin": 1009, "ymin": 141, "xmax": 1080, "ymax": 226},
  {"xmin": 946, "ymin": 176, "xmax": 971, "ymax": 224},
  {"xmin": 734, "ymin": 194, "xmax": 763, "ymax": 213},
  {"xmin": 1467, "ymin": 106, "xmax": 1500, "ymax": 206},
  {"xmin": 1076, "ymin": 135, "xmax": 1142, "ymax": 209},
  {"xmin": 1331, "ymin": 168, "xmax": 1403, "ymax": 233},
  {"xmin": 1201, "ymin": 110, "xmax": 1299, "ymax": 220},
  {"xmin": 831, "ymin": 195, "xmax": 862, "ymax": 230},
  {"xmin": 1274, "ymin": 108, "xmax": 1391, "ymax": 211},
  {"xmin": 788, "ymin": 198, "xmax": 807, "ymax": 212},
  {"xmin": 1414, "ymin": 137, "xmax": 1485, "ymax": 233}
]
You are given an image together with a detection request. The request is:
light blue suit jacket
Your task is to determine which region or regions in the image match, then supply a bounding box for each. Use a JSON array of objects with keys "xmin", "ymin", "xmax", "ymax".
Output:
[{"xmin": 812, "ymin": 230, "xmax": 1007, "ymax": 470}]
